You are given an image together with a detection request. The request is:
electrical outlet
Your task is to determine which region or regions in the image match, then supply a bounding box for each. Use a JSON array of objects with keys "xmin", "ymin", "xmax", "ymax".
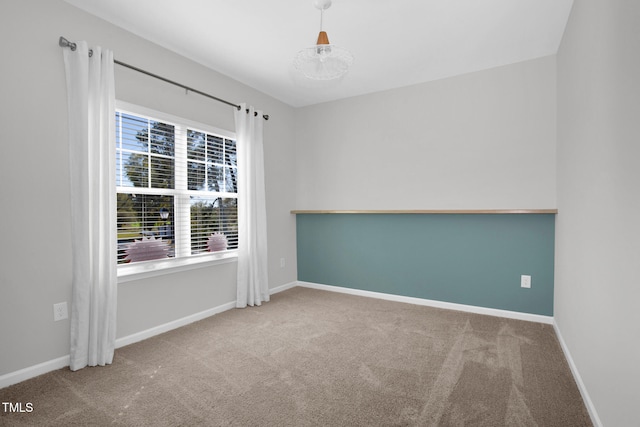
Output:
[
  {"xmin": 280, "ymin": 258, "xmax": 285, "ymax": 268},
  {"xmin": 53, "ymin": 302, "xmax": 68, "ymax": 321},
  {"xmin": 521, "ymin": 275, "xmax": 531, "ymax": 289}
]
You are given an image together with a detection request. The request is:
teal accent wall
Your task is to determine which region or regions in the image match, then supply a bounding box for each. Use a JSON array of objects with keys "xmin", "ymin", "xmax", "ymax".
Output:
[{"xmin": 296, "ymin": 214, "xmax": 555, "ymax": 316}]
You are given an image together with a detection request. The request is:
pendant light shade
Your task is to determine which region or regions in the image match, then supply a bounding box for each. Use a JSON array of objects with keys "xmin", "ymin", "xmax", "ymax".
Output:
[{"xmin": 293, "ymin": 0, "xmax": 353, "ymax": 81}]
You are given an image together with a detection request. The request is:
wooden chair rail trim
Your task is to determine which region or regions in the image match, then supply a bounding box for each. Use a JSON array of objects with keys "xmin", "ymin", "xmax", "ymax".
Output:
[{"xmin": 290, "ymin": 209, "xmax": 558, "ymax": 215}]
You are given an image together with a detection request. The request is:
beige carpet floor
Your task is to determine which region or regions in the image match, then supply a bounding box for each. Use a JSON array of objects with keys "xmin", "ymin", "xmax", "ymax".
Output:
[{"xmin": 1, "ymin": 287, "xmax": 592, "ymax": 426}]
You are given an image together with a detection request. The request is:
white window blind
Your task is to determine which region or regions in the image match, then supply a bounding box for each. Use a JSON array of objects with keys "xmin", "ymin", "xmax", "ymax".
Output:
[{"xmin": 115, "ymin": 106, "xmax": 237, "ymax": 265}]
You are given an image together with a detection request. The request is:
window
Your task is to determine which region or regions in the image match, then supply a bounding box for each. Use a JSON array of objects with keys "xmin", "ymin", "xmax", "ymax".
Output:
[{"xmin": 115, "ymin": 102, "xmax": 238, "ymax": 270}]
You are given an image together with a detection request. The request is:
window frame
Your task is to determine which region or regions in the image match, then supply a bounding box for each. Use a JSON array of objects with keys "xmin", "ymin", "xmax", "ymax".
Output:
[{"xmin": 115, "ymin": 101, "xmax": 238, "ymax": 282}]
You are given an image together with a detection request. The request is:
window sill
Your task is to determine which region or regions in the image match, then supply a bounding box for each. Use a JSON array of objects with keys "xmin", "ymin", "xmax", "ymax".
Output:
[{"xmin": 117, "ymin": 251, "xmax": 238, "ymax": 283}]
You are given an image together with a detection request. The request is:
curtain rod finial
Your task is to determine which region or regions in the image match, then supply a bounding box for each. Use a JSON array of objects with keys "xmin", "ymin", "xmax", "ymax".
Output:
[{"xmin": 59, "ymin": 36, "xmax": 76, "ymax": 51}]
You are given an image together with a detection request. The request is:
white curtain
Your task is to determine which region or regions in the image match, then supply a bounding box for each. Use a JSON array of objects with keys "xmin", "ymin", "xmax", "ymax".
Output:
[
  {"xmin": 62, "ymin": 42, "xmax": 117, "ymax": 371},
  {"xmin": 235, "ymin": 104, "xmax": 269, "ymax": 308}
]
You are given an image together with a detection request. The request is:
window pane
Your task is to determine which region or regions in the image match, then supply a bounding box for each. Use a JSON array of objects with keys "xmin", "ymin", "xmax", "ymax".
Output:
[
  {"xmin": 225, "ymin": 166, "xmax": 238, "ymax": 193},
  {"xmin": 207, "ymin": 135, "xmax": 224, "ymax": 165},
  {"xmin": 116, "ymin": 113, "xmax": 176, "ymax": 190},
  {"xmin": 116, "ymin": 112, "xmax": 121, "ymax": 148},
  {"xmin": 207, "ymin": 164, "xmax": 223, "ymax": 192},
  {"xmin": 222, "ymin": 198, "xmax": 239, "ymax": 249},
  {"xmin": 120, "ymin": 113, "xmax": 149, "ymax": 152},
  {"xmin": 187, "ymin": 130, "xmax": 206, "ymax": 161},
  {"xmin": 190, "ymin": 197, "xmax": 238, "ymax": 254},
  {"xmin": 117, "ymin": 194, "xmax": 174, "ymax": 263},
  {"xmin": 150, "ymin": 156, "xmax": 175, "ymax": 189},
  {"xmin": 225, "ymin": 139, "xmax": 237, "ymax": 168},
  {"xmin": 188, "ymin": 161, "xmax": 206, "ymax": 190},
  {"xmin": 118, "ymin": 152, "xmax": 148, "ymax": 188},
  {"xmin": 116, "ymin": 149, "xmax": 123, "ymax": 187},
  {"xmin": 150, "ymin": 121, "xmax": 175, "ymax": 157}
]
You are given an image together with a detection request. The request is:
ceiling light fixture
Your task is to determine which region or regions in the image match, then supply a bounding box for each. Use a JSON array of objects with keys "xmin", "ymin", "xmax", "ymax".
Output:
[{"xmin": 293, "ymin": 0, "xmax": 353, "ymax": 81}]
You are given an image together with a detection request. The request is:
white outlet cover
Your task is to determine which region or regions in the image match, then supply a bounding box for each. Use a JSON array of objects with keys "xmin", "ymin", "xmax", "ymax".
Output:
[
  {"xmin": 53, "ymin": 302, "xmax": 68, "ymax": 321},
  {"xmin": 521, "ymin": 275, "xmax": 532, "ymax": 288}
]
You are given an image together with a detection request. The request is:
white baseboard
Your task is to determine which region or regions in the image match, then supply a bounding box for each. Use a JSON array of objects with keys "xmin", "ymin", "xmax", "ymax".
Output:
[
  {"xmin": 296, "ymin": 281, "xmax": 554, "ymax": 324},
  {"xmin": 114, "ymin": 282, "xmax": 300, "ymax": 349},
  {"xmin": 1, "ymin": 281, "xmax": 300, "ymax": 389},
  {"xmin": 0, "ymin": 355, "xmax": 70, "ymax": 389},
  {"xmin": 295, "ymin": 281, "xmax": 603, "ymax": 424},
  {"xmin": 0, "ymin": 299, "xmax": 238, "ymax": 389},
  {"xmin": 269, "ymin": 281, "xmax": 298, "ymax": 295},
  {"xmin": 553, "ymin": 321, "xmax": 602, "ymax": 427},
  {"xmin": 114, "ymin": 300, "xmax": 237, "ymax": 349},
  {"xmin": 114, "ymin": 283, "xmax": 300, "ymax": 349},
  {"xmin": 0, "ymin": 278, "xmax": 573, "ymax": 407}
]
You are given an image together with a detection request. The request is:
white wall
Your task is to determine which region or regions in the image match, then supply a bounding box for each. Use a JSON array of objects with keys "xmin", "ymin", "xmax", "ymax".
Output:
[
  {"xmin": 5, "ymin": 5, "xmax": 638, "ymax": 424},
  {"xmin": 556, "ymin": 1, "xmax": 640, "ymax": 425},
  {"xmin": 294, "ymin": 56, "xmax": 557, "ymax": 210},
  {"xmin": 0, "ymin": 0, "xmax": 297, "ymax": 376}
]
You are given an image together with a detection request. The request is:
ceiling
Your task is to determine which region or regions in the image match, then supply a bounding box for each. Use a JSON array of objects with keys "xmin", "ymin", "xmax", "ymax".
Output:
[{"xmin": 64, "ymin": 0, "xmax": 574, "ymax": 108}]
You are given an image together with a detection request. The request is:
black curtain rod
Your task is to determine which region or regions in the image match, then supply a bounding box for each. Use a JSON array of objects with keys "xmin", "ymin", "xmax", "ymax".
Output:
[{"xmin": 59, "ymin": 36, "xmax": 269, "ymax": 120}]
